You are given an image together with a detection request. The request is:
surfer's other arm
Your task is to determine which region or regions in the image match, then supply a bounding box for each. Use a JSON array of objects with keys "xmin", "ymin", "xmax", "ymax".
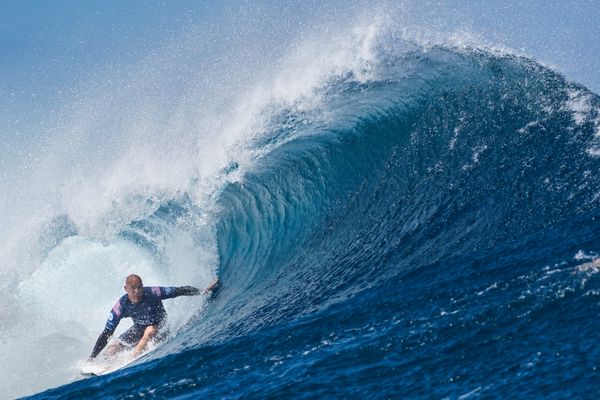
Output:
[{"xmin": 89, "ymin": 328, "xmax": 114, "ymax": 359}]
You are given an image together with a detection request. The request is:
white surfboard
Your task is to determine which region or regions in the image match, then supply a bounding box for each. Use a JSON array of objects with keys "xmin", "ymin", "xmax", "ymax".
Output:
[
  {"xmin": 80, "ymin": 347, "xmax": 144, "ymax": 377},
  {"xmin": 80, "ymin": 357, "xmax": 134, "ymax": 376},
  {"xmin": 80, "ymin": 363, "xmax": 112, "ymax": 376},
  {"xmin": 80, "ymin": 342, "xmax": 161, "ymax": 377}
]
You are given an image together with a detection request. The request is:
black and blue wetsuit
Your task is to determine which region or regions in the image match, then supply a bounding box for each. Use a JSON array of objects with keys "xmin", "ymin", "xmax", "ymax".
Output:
[{"xmin": 90, "ymin": 286, "xmax": 200, "ymax": 358}]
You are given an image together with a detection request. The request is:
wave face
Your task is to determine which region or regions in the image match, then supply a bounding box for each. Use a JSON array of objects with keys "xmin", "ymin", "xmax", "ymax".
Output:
[{"xmin": 13, "ymin": 28, "xmax": 600, "ymax": 399}]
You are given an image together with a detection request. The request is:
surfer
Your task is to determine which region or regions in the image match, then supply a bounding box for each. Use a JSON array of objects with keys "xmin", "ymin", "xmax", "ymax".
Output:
[{"xmin": 88, "ymin": 274, "xmax": 219, "ymax": 361}]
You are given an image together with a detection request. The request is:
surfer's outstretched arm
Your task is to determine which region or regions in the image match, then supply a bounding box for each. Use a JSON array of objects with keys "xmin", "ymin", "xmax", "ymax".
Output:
[
  {"xmin": 173, "ymin": 278, "xmax": 219, "ymax": 297},
  {"xmin": 89, "ymin": 328, "xmax": 114, "ymax": 360},
  {"xmin": 173, "ymin": 286, "xmax": 201, "ymax": 296}
]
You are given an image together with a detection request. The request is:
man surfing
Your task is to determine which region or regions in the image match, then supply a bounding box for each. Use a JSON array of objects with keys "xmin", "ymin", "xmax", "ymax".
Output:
[{"xmin": 88, "ymin": 274, "xmax": 219, "ymax": 362}]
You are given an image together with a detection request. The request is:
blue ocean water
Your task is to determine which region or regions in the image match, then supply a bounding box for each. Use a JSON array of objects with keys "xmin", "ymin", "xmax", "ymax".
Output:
[{"xmin": 11, "ymin": 36, "xmax": 600, "ymax": 399}]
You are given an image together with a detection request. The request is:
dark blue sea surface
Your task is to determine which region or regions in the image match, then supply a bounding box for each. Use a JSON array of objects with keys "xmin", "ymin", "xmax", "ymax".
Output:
[{"xmin": 26, "ymin": 44, "xmax": 600, "ymax": 399}]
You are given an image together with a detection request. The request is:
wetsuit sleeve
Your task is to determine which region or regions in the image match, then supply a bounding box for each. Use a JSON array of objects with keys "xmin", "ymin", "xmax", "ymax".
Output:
[
  {"xmin": 89, "ymin": 328, "xmax": 114, "ymax": 359},
  {"xmin": 174, "ymin": 286, "xmax": 202, "ymax": 296},
  {"xmin": 105, "ymin": 299, "xmax": 124, "ymax": 331},
  {"xmin": 89, "ymin": 299, "xmax": 123, "ymax": 359},
  {"xmin": 150, "ymin": 286, "xmax": 200, "ymax": 299}
]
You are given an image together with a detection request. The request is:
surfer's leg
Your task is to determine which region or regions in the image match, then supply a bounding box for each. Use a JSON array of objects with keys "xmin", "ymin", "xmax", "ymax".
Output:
[
  {"xmin": 104, "ymin": 341, "xmax": 126, "ymax": 357},
  {"xmin": 107, "ymin": 324, "xmax": 145, "ymax": 358},
  {"xmin": 133, "ymin": 325, "xmax": 157, "ymax": 357},
  {"xmin": 154, "ymin": 324, "xmax": 171, "ymax": 344}
]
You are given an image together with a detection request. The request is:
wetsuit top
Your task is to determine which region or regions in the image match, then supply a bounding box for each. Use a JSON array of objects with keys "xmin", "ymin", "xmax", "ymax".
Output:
[{"xmin": 105, "ymin": 286, "xmax": 178, "ymax": 331}]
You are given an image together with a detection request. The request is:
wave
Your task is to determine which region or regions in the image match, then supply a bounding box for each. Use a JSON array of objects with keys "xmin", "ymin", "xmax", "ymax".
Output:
[
  {"xmin": 10, "ymin": 33, "xmax": 600, "ymax": 399},
  {"xmin": 206, "ymin": 44, "xmax": 600, "ymax": 339}
]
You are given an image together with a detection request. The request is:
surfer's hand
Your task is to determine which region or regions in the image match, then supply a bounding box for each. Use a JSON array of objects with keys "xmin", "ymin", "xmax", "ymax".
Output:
[{"xmin": 203, "ymin": 278, "xmax": 219, "ymax": 294}]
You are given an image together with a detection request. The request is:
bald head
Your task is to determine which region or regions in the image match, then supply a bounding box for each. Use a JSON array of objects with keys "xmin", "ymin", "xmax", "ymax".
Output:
[{"xmin": 125, "ymin": 274, "xmax": 143, "ymax": 286}]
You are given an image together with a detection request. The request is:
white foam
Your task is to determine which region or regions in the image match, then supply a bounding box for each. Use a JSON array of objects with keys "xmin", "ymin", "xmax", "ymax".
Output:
[{"xmin": 565, "ymin": 89, "xmax": 593, "ymax": 126}]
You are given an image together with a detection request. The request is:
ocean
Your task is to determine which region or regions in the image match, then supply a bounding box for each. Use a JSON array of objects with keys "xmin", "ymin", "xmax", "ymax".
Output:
[{"xmin": 2, "ymin": 5, "xmax": 600, "ymax": 399}]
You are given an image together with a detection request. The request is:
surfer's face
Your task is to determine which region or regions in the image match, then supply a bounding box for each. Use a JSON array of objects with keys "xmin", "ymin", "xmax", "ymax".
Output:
[{"xmin": 125, "ymin": 277, "xmax": 144, "ymax": 304}]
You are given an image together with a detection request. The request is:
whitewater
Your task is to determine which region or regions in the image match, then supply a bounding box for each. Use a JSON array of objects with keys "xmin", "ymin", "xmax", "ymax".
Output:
[{"xmin": 2, "ymin": 3, "xmax": 600, "ymax": 399}]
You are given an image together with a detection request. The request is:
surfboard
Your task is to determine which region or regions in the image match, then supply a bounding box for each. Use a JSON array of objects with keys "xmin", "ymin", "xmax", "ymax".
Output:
[
  {"xmin": 80, "ymin": 347, "xmax": 144, "ymax": 377},
  {"xmin": 80, "ymin": 339, "xmax": 163, "ymax": 377},
  {"xmin": 80, "ymin": 357, "xmax": 134, "ymax": 376},
  {"xmin": 80, "ymin": 363, "xmax": 112, "ymax": 376}
]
